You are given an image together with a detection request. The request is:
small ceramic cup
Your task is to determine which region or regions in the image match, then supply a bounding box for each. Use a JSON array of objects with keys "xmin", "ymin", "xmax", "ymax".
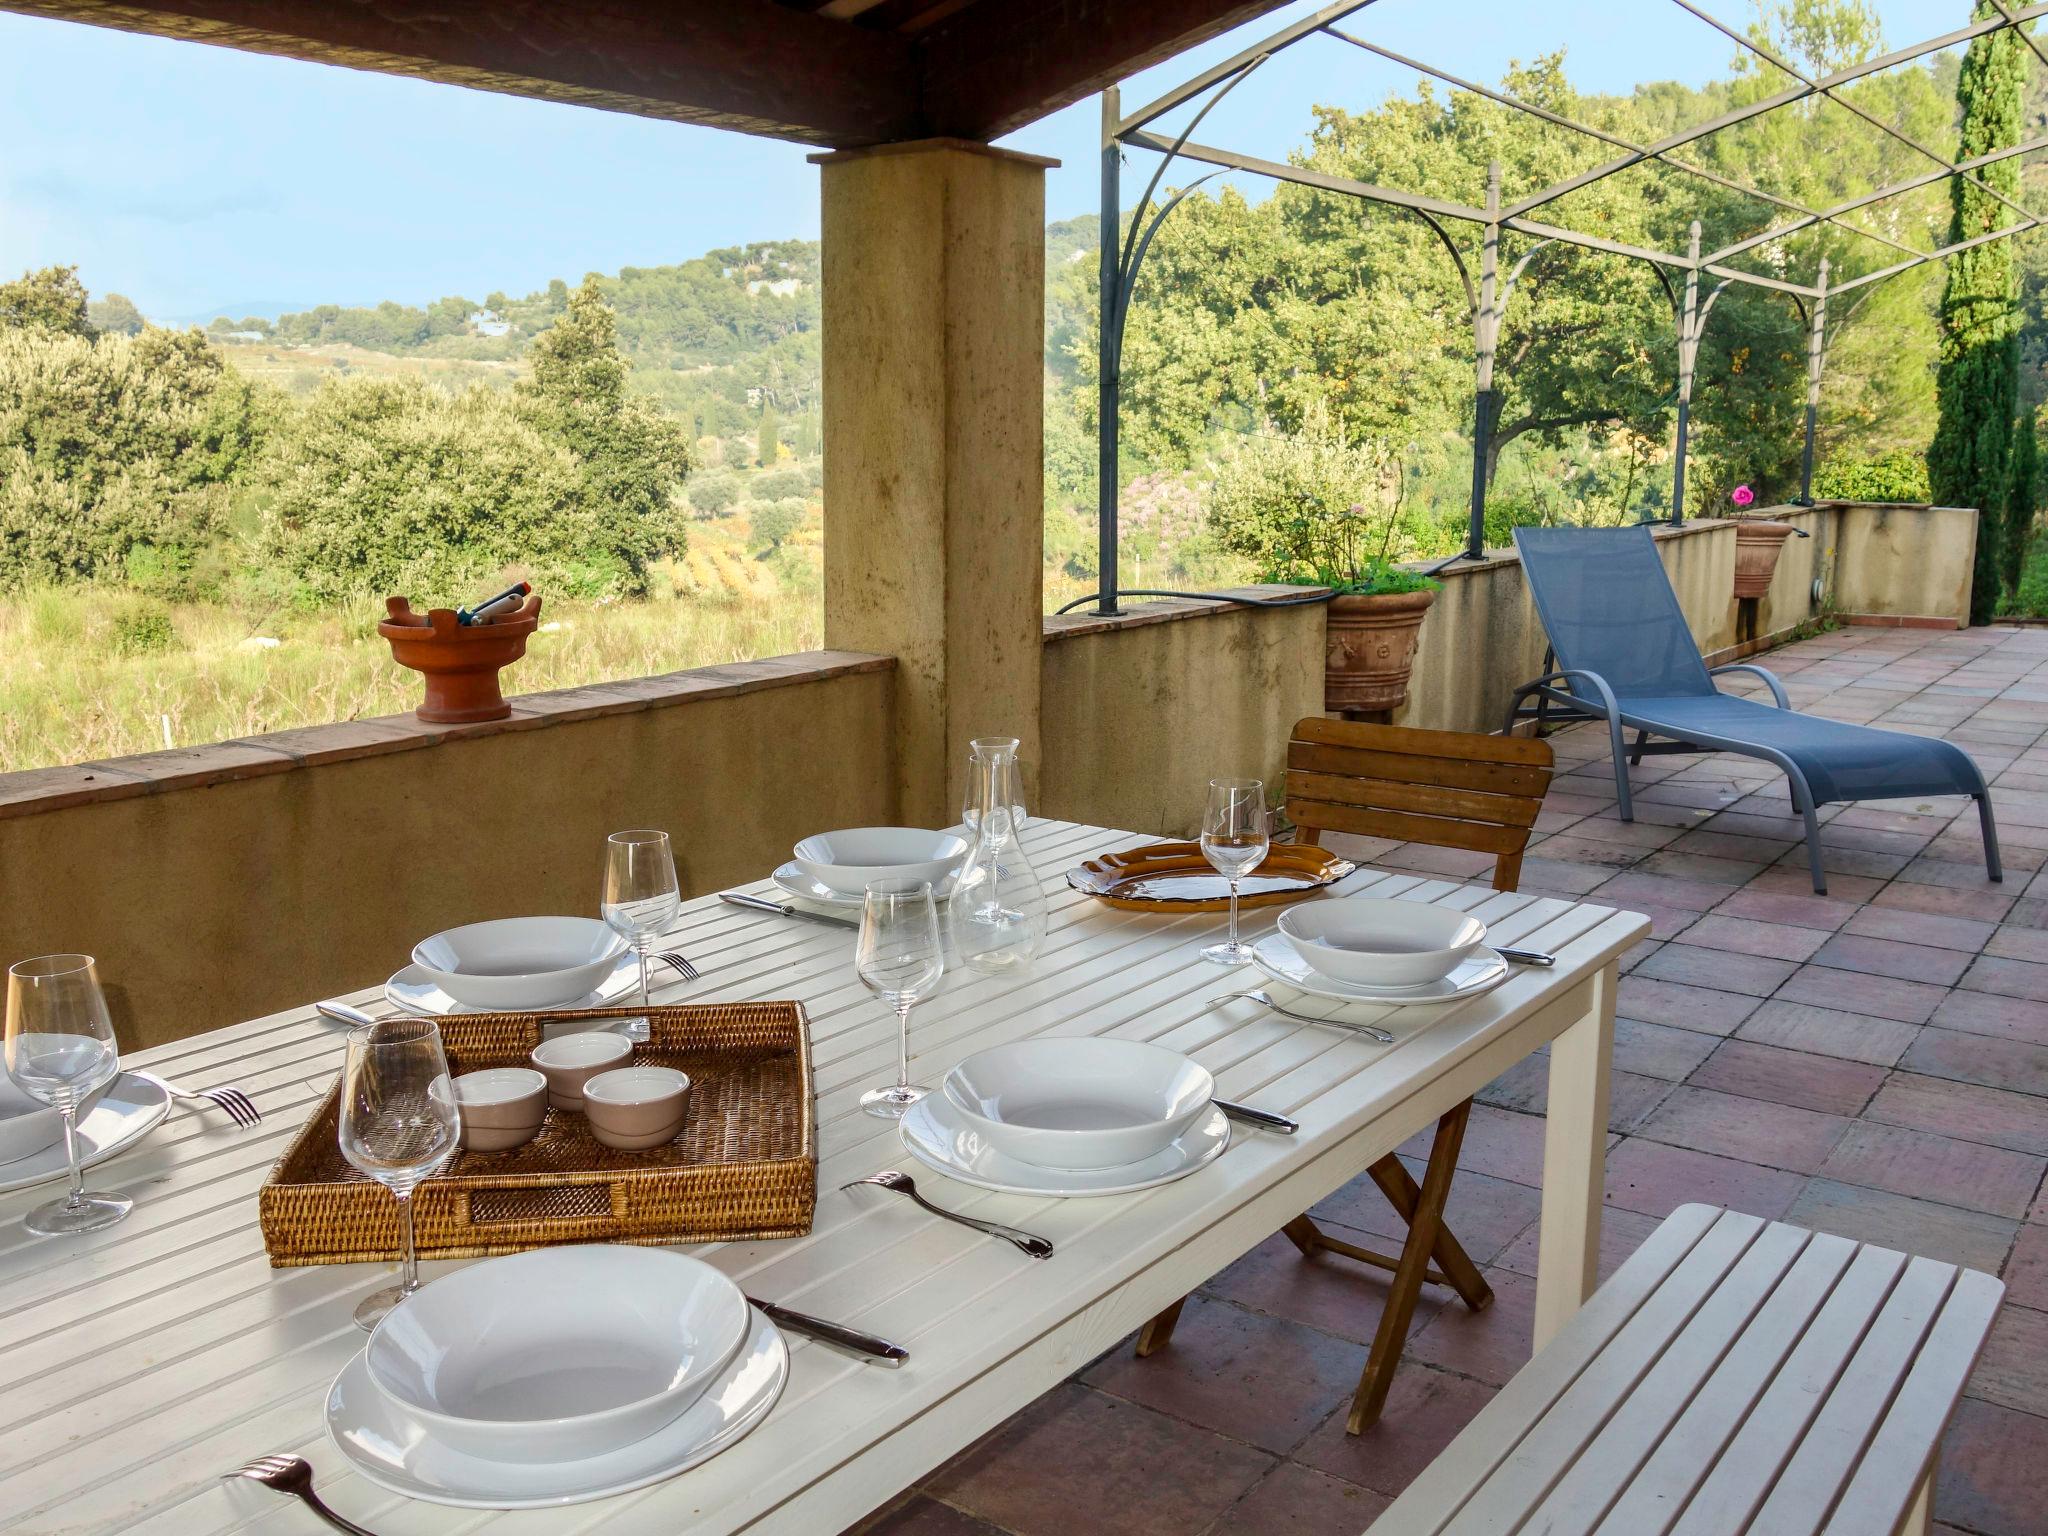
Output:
[
  {"xmin": 529, "ymin": 1031, "xmax": 634, "ymax": 1112},
  {"xmin": 453, "ymin": 1067, "xmax": 547, "ymax": 1152},
  {"xmin": 582, "ymin": 1065, "xmax": 691, "ymax": 1151}
]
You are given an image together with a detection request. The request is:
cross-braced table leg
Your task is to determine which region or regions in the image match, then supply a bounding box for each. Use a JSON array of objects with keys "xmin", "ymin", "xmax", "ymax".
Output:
[{"xmin": 1533, "ymin": 961, "xmax": 1617, "ymax": 1351}]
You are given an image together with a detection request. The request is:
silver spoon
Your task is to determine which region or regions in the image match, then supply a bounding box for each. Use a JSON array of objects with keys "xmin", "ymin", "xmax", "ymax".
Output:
[
  {"xmin": 1210, "ymin": 989, "xmax": 1397, "ymax": 1045},
  {"xmin": 225, "ymin": 1455, "xmax": 375, "ymax": 1535},
  {"xmin": 842, "ymin": 1170, "xmax": 1054, "ymax": 1258}
]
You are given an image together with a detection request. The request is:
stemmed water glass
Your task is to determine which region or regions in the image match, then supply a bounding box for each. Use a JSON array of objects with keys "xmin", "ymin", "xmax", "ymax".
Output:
[
  {"xmin": 338, "ymin": 1018, "xmax": 459, "ymax": 1329},
  {"xmin": 602, "ymin": 829, "xmax": 682, "ymax": 1009},
  {"xmin": 1200, "ymin": 778, "xmax": 1270, "ymax": 965},
  {"xmin": 856, "ymin": 879, "xmax": 944, "ymax": 1118},
  {"xmin": 4, "ymin": 955, "xmax": 129, "ymax": 1236}
]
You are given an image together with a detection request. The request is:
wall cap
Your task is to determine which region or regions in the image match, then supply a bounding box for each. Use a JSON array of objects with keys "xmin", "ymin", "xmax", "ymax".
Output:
[
  {"xmin": 808, "ymin": 138, "xmax": 1060, "ymax": 169},
  {"xmin": 1042, "ymin": 585, "xmax": 1327, "ymax": 642},
  {"xmin": 0, "ymin": 650, "xmax": 896, "ymax": 823}
]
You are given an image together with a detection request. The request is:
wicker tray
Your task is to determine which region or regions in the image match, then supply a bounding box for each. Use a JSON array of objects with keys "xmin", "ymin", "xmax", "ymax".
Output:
[
  {"xmin": 1068, "ymin": 841, "xmax": 1356, "ymax": 912},
  {"xmin": 259, "ymin": 1002, "xmax": 815, "ymax": 1266}
]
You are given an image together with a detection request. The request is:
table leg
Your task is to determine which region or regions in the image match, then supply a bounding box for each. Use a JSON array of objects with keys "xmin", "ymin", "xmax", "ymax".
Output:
[
  {"xmin": 1898, "ymin": 1468, "xmax": 1933, "ymax": 1536},
  {"xmin": 1532, "ymin": 961, "xmax": 1616, "ymax": 1351}
]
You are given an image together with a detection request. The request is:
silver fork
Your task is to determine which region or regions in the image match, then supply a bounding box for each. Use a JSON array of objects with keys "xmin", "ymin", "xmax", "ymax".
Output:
[
  {"xmin": 132, "ymin": 1070, "xmax": 261, "ymax": 1128},
  {"xmin": 1210, "ymin": 990, "xmax": 1396, "ymax": 1045},
  {"xmin": 652, "ymin": 950, "xmax": 700, "ymax": 980},
  {"xmin": 842, "ymin": 1170, "xmax": 1054, "ymax": 1259},
  {"xmin": 224, "ymin": 1455, "xmax": 375, "ymax": 1535}
]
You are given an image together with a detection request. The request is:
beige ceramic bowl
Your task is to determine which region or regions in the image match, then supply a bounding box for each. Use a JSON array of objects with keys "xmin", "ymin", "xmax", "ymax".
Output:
[
  {"xmin": 453, "ymin": 1067, "xmax": 548, "ymax": 1153},
  {"xmin": 528, "ymin": 1031, "xmax": 633, "ymax": 1112},
  {"xmin": 582, "ymin": 1066, "xmax": 691, "ymax": 1151}
]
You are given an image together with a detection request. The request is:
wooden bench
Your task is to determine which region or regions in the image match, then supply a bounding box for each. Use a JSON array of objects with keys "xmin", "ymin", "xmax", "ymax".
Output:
[{"xmin": 1370, "ymin": 1203, "xmax": 2003, "ymax": 1536}]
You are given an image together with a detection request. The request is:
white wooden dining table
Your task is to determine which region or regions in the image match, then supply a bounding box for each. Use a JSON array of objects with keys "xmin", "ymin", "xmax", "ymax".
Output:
[{"xmin": 0, "ymin": 818, "xmax": 1646, "ymax": 1536}]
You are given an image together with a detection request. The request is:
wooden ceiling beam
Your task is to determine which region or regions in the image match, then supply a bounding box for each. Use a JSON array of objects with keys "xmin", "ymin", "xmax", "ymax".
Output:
[
  {"xmin": 916, "ymin": 0, "xmax": 1292, "ymax": 141},
  {"xmin": 0, "ymin": 0, "xmax": 922, "ymax": 145}
]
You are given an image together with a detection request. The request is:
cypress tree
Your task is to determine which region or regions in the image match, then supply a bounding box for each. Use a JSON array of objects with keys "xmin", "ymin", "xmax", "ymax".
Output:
[
  {"xmin": 2008, "ymin": 410, "xmax": 2041, "ymax": 600},
  {"xmin": 1929, "ymin": 1, "xmax": 2026, "ymax": 626}
]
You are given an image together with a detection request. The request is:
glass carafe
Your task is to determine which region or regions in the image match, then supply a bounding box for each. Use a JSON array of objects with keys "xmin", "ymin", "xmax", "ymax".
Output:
[{"xmin": 949, "ymin": 738, "xmax": 1048, "ymax": 975}]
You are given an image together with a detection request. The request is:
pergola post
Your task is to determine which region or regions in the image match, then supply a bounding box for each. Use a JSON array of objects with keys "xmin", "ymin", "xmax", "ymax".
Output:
[
  {"xmin": 814, "ymin": 140, "xmax": 1053, "ymax": 823},
  {"xmin": 1467, "ymin": 161, "xmax": 1502, "ymax": 560},
  {"xmin": 1801, "ymin": 257, "xmax": 1830, "ymax": 503},
  {"xmin": 1097, "ymin": 89, "xmax": 1123, "ymax": 617},
  {"xmin": 1672, "ymin": 221, "xmax": 1702, "ymax": 526}
]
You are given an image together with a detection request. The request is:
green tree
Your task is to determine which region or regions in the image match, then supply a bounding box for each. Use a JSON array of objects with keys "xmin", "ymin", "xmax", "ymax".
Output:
[
  {"xmin": 88, "ymin": 293, "xmax": 145, "ymax": 337},
  {"xmin": 687, "ymin": 470, "xmax": 741, "ymax": 517},
  {"xmin": 0, "ymin": 266, "xmax": 94, "ymax": 338},
  {"xmin": 756, "ymin": 403, "xmax": 781, "ymax": 465},
  {"xmin": 749, "ymin": 498, "xmax": 803, "ymax": 554},
  {"xmin": 1929, "ymin": 1, "xmax": 2027, "ymax": 625},
  {"xmin": 2006, "ymin": 409, "xmax": 2040, "ymax": 598}
]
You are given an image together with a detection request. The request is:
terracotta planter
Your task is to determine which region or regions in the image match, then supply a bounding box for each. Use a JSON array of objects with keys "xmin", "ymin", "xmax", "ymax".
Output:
[
  {"xmin": 1732, "ymin": 520, "xmax": 1798, "ymax": 599},
  {"xmin": 1325, "ymin": 588, "xmax": 1436, "ymax": 714},
  {"xmin": 378, "ymin": 593, "xmax": 541, "ymax": 724}
]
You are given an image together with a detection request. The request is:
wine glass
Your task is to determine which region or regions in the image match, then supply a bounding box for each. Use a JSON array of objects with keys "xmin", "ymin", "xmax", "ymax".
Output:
[
  {"xmin": 338, "ymin": 1018, "xmax": 459, "ymax": 1329},
  {"xmin": 4, "ymin": 955, "xmax": 128, "ymax": 1236},
  {"xmin": 856, "ymin": 879, "xmax": 944, "ymax": 1118},
  {"xmin": 602, "ymin": 829, "xmax": 682, "ymax": 1009},
  {"xmin": 1200, "ymin": 778, "xmax": 1270, "ymax": 965}
]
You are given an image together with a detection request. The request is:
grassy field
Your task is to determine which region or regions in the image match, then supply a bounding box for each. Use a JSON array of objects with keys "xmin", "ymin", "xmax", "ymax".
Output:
[{"xmin": 0, "ymin": 519, "xmax": 822, "ymax": 773}]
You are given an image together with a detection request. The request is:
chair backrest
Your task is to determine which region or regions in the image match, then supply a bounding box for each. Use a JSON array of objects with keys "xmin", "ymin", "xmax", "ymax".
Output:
[
  {"xmin": 1513, "ymin": 525, "xmax": 1716, "ymax": 699},
  {"xmin": 1285, "ymin": 718, "xmax": 1554, "ymax": 892}
]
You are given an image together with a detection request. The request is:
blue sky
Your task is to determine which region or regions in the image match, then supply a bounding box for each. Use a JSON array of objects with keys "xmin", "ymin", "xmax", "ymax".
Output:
[{"xmin": 0, "ymin": 1, "xmax": 1971, "ymax": 319}]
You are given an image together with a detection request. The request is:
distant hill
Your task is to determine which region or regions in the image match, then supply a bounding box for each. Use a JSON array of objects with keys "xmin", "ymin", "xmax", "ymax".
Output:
[{"xmin": 156, "ymin": 299, "xmax": 337, "ymax": 327}]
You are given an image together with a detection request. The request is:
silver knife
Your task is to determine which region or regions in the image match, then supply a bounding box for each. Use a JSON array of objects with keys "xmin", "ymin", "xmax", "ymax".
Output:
[
  {"xmin": 720, "ymin": 892, "xmax": 860, "ymax": 930},
  {"xmin": 747, "ymin": 1296, "xmax": 907, "ymax": 1365},
  {"xmin": 1497, "ymin": 947, "xmax": 1556, "ymax": 968},
  {"xmin": 1213, "ymin": 1098, "xmax": 1297, "ymax": 1134}
]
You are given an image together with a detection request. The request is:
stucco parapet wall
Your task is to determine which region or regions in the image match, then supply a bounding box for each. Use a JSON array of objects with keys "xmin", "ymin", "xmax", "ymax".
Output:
[
  {"xmin": 0, "ymin": 649, "xmax": 896, "ymax": 823},
  {"xmin": 1042, "ymin": 585, "xmax": 1330, "ymax": 642}
]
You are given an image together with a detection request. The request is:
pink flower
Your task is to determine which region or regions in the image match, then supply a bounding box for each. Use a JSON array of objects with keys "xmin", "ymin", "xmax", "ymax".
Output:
[{"xmin": 1731, "ymin": 485, "xmax": 1755, "ymax": 508}]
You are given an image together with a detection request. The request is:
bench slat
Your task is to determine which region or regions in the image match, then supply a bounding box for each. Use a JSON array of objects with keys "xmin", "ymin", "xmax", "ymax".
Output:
[
  {"xmin": 1445, "ymin": 1212, "xmax": 1779, "ymax": 1534},
  {"xmin": 1591, "ymin": 1230, "xmax": 1867, "ymax": 1536},
  {"xmin": 1821, "ymin": 1268, "xmax": 2005, "ymax": 1536},
  {"xmin": 1376, "ymin": 1203, "xmax": 1726, "ymax": 1532}
]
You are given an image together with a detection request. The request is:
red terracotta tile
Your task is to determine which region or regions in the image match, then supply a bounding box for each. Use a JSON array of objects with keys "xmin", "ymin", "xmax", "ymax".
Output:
[
  {"xmin": 1493, "ymin": 1202, "xmax": 1667, "ymax": 1289},
  {"xmin": 1603, "ymin": 1137, "xmax": 1806, "ymax": 1220},
  {"xmin": 1988, "ymin": 926, "xmax": 2048, "ymax": 964},
  {"xmin": 1904, "ymin": 1028, "xmax": 2048, "ymax": 1097},
  {"xmin": 1688, "ymin": 1038, "xmax": 1887, "ymax": 1116},
  {"xmin": 1593, "ymin": 871, "xmax": 1744, "ymax": 914},
  {"xmin": 1523, "ymin": 833, "xmax": 1643, "ymax": 870},
  {"xmin": 1200, "ymin": 1227, "xmax": 1451, "ymax": 1349},
  {"xmin": 1867, "ymin": 1073, "xmax": 2048, "ymax": 1157},
  {"xmin": 851, "ymin": 1496, "xmax": 1006, "ymax": 1535},
  {"xmin": 2005, "ymin": 1222, "xmax": 2048, "ymax": 1311},
  {"xmin": 1712, "ymin": 884, "xmax": 1859, "ymax": 933},
  {"xmin": 1809, "ymin": 933, "xmax": 1973, "ymax": 987},
  {"xmin": 1673, "ymin": 913, "xmax": 1831, "ymax": 962},
  {"xmin": 1960, "ymin": 955, "xmax": 2048, "ymax": 1003},
  {"xmin": 1081, "ymin": 1297, "xmax": 1365, "ymax": 1455},
  {"xmin": 1477, "ymin": 1055, "xmax": 1672, "ymax": 1134},
  {"xmin": 1929, "ymin": 990, "xmax": 2048, "ymax": 1048},
  {"xmin": 1634, "ymin": 1086, "xmax": 1852, "ymax": 1174},
  {"xmin": 1871, "ymin": 880, "xmax": 2017, "ymax": 924},
  {"xmin": 1637, "ymin": 851, "xmax": 1766, "ymax": 887},
  {"xmin": 1937, "ymin": 1396, "xmax": 2048, "ymax": 1536},
  {"xmin": 1513, "ymin": 858, "xmax": 1613, "ymax": 898},
  {"xmin": 1973, "ymin": 1304, "xmax": 2048, "ymax": 1418},
  {"xmin": 1611, "ymin": 1017, "xmax": 1721, "ymax": 1081},
  {"xmin": 1615, "ymin": 976, "xmax": 1762, "ymax": 1038},
  {"xmin": 1293, "ymin": 1365, "xmax": 1497, "ymax": 1501},
  {"xmin": 1735, "ymin": 1000, "xmax": 1921, "ymax": 1067},
  {"xmin": 925, "ymin": 1384, "xmax": 1272, "ymax": 1536},
  {"xmin": 1775, "ymin": 964, "xmax": 1948, "ymax": 1023},
  {"xmin": 1402, "ymin": 1265, "xmax": 1536, "ymax": 1388},
  {"xmin": 1310, "ymin": 1162, "xmax": 1541, "ymax": 1268},
  {"xmin": 1784, "ymin": 1178, "xmax": 2019, "ymax": 1274},
  {"xmin": 1555, "ymin": 818, "xmax": 1682, "ymax": 851},
  {"xmin": 1398, "ymin": 1106, "xmax": 1548, "ymax": 1186},
  {"xmin": 1208, "ymin": 1463, "xmax": 1391, "ymax": 1536},
  {"xmin": 1817, "ymin": 1121, "xmax": 2047, "ymax": 1220},
  {"xmin": 1740, "ymin": 865, "xmax": 1888, "ymax": 903},
  {"xmin": 1844, "ymin": 906, "xmax": 1999, "ymax": 954},
  {"xmin": 1631, "ymin": 943, "xmax": 1799, "ymax": 997}
]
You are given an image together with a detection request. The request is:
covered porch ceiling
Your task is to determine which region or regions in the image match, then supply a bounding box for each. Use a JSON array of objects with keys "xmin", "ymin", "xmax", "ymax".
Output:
[{"xmin": 0, "ymin": 0, "xmax": 1294, "ymax": 145}]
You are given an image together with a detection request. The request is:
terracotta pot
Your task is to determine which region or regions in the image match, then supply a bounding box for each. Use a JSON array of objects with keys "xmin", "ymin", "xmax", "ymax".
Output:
[
  {"xmin": 377, "ymin": 594, "xmax": 541, "ymax": 724},
  {"xmin": 1732, "ymin": 520, "xmax": 1798, "ymax": 599},
  {"xmin": 1325, "ymin": 588, "xmax": 1436, "ymax": 714}
]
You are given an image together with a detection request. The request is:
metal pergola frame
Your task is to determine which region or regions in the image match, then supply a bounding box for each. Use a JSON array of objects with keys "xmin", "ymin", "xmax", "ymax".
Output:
[{"xmin": 1082, "ymin": 0, "xmax": 2048, "ymax": 617}]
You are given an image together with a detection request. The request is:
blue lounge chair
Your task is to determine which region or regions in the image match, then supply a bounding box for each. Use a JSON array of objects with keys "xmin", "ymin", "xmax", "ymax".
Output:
[{"xmin": 1504, "ymin": 525, "xmax": 2000, "ymax": 895}]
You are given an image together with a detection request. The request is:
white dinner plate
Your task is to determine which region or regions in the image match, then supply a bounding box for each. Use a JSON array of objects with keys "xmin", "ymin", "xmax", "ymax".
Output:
[
  {"xmin": 0, "ymin": 1072, "xmax": 172, "ymax": 1194},
  {"xmin": 900, "ymin": 1092, "xmax": 1230, "ymax": 1197},
  {"xmin": 772, "ymin": 861, "xmax": 955, "ymax": 908},
  {"xmin": 385, "ymin": 956, "xmax": 643, "ymax": 1017},
  {"xmin": 327, "ymin": 1305, "xmax": 787, "ymax": 1509},
  {"xmin": 1250, "ymin": 933, "xmax": 1511, "ymax": 1006}
]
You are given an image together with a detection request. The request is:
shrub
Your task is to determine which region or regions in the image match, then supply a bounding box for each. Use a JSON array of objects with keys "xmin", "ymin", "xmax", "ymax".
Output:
[
  {"xmin": 2015, "ymin": 540, "xmax": 2048, "ymax": 618},
  {"xmin": 755, "ymin": 467, "xmax": 809, "ymax": 502},
  {"xmin": 749, "ymin": 498, "xmax": 804, "ymax": 553},
  {"xmin": 1811, "ymin": 450, "xmax": 1932, "ymax": 504},
  {"xmin": 688, "ymin": 471, "xmax": 741, "ymax": 517},
  {"xmin": 112, "ymin": 604, "xmax": 175, "ymax": 654}
]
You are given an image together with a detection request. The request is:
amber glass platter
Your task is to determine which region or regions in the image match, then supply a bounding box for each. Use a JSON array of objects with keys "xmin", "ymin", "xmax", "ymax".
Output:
[{"xmin": 1068, "ymin": 842, "xmax": 1356, "ymax": 912}]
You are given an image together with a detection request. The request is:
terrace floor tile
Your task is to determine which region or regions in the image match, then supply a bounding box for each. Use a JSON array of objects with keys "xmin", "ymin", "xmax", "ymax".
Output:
[
  {"xmin": 1816, "ymin": 1121, "xmax": 2047, "ymax": 1220},
  {"xmin": 1687, "ymin": 1039, "xmax": 1888, "ymax": 1116}
]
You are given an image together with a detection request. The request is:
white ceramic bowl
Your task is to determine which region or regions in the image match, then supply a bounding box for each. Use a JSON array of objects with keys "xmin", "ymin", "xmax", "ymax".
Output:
[
  {"xmin": 412, "ymin": 917, "xmax": 629, "ymax": 1011},
  {"xmin": 453, "ymin": 1067, "xmax": 548, "ymax": 1153},
  {"xmin": 0, "ymin": 1074, "xmax": 110, "ymax": 1166},
  {"xmin": 942, "ymin": 1037, "xmax": 1214, "ymax": 1171},
  {"xmin": 791, "ymin": 828, "xmax": 969, "ymax": 897},
  {"xmin": 1278, "ymin": 899, "xmax": 1488, "ymax": 988},
  {"xmin": 583, "ymin": 1065, "xmax": 692, "ymax": 1151},
  {"xmin": 365, "ymin": 1245, "xmax": 750, "ymax": 1463},
  {"xmin": 529, "ymin": 1030, "xmax": 635, "ymax": 1112}
]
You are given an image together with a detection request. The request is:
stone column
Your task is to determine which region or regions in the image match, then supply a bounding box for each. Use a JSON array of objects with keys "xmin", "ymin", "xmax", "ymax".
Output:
[{"xmin": 813, "ymin": 139, "xmax": 1052, "ymax": 825}]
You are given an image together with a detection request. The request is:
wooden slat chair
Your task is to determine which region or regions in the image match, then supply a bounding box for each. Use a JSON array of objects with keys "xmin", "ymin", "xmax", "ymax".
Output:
[{"xmin": 1137, "ymin": 719, "xmax": 1554, "ymax": 1436}]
